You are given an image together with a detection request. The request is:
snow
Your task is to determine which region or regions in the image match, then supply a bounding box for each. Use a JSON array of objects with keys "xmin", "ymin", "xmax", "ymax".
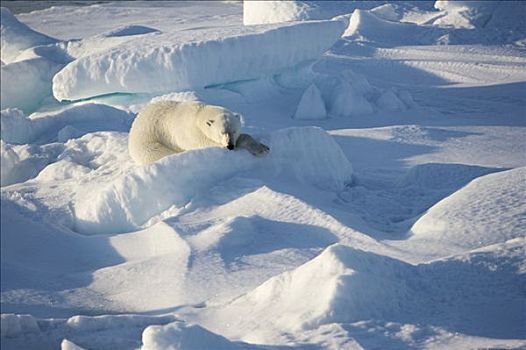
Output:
[
  {"xmin": 1, "ymin": 1, "xmax": 526, "ymax": 350},
  {"xmin": 52, "ymin": 18, "xmax": 348, "ymax": 101},
  {"xmin": 141, "ymin": 322, "xmax": 240, "ymax": 350},
  {"xmin": 243, "ymin": 1, "xmax": 384, "ymax": 25},
  {"xmin": 0, "ymin": 7, "xmax": 58, "ymax": 64},
  {"xmin": 293, "ymin": 84, "xmax": 327, "ymax": 120},
  {"xmin": 74, "ymin": 127, "xmax": 352, "ymax": 235},
  {"xmin": 409, "ymin": 167, "xmax": 526, "ymax": 255}
]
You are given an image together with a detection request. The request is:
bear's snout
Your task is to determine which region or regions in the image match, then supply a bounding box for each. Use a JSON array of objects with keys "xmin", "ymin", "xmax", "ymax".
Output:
[{"xmin": 227, "ymin": 143, "xmax": 235, "ymax": 150}]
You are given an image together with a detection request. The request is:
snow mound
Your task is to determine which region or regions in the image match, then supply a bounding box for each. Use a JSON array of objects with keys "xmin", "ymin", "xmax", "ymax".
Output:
[
  {"xmin": 74, "ymin": 127, "xmax": 352, "ymax": 234},
  {"xmin": 52, "ymin": 18, "xmax": 348, "ymax": 101},
  {"xmin": 434, "ymin": 1, "xmax": 526, "ymax": 31},
  {"xmin": 213, "ymin": 244, "xmax": 411, "ymax": 333},
  {"xmin": 61, "ymin": 339, "xmax": 85, "ymax": 350},
  {"xmin": 0, "ymin": 139, "xmax": 64, "ymax": 187},
  {"xmin": 202, "ymin": 240, "xmax": 525, "ymax": 342},
  {"xmin": 0, "ymin": 7, "xmax": 58, "ymax": 64},
  {"xmin": 410, "ymin": 167, "xmax": 526, "ymax": 251},
  {"xmin": 0, "ymin": 313, "xmax": 39, "ymax": 338},
  {"xmin": 0, "ymin": 140, "xmax": 20, "ymax": 186},
  {"xmin": 343, "ymin": 9, "xmax": 436, "ymax": 46},
  {"xmin": 243, "ymin": 1, "xmax": 309, "ymax": 25},
  {"xmin": 102, "ymin": 25, "xmax": 160, "ymax": 38},
  {"xmin": 0, "ymin": 54, "xmax": 64, "ymax": 112},
  {"xmin": 142, "ymin": 321, "xmax": 240, "ymax": 350},
  {"xmin": 243, "ymin": 1, "xmax": 383, "ymax": 25},
  {"xmin": 293, "ymin": 84, "xmax": 327, "ymax": 120},
  {"xmin": 376, "ymin": 90, "xmax": 407, "ymax": 111},
  {"xmin": 314, "ymin": 70, "xmax": 376, "ymax": 117},
  {"xmin": 1, "ymin": 104, "xmax": 133, "ymax": 144}
]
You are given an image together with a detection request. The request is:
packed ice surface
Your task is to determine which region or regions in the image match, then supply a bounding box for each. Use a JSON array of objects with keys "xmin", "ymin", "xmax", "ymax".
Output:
[{"xmin": 1, "ymin": 1, "xmax": 526, "ymax": 350}]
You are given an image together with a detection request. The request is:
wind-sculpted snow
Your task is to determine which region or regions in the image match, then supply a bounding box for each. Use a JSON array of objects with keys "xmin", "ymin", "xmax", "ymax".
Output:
[
  {"xmin": 196, "ymin": 240, "xmax": 526, "ymax": 342},
  {"xmin": 343, "ymin": 9, "xmax": 441, "ymax": 46},
  {"xmin": 410, "ymin": 167, "xmax": 526, "ymax": 253},
  {"xmin": 52, "ymin": 18, "xmax": 348, "ymax": 101},
  {"xmin": 74, "ymin": 127, "xmax": 353, "ymax": 234},
  {"xmin": 243, "ymin": 1, "xmax": 383, "ymax": 25},
  {"xmin": 0, "ymin": 7, "xmax": 58, "ymax": 64},
  {"xmin": 1, "ymin": 104, "xmax": 134, "ymax": 144}
]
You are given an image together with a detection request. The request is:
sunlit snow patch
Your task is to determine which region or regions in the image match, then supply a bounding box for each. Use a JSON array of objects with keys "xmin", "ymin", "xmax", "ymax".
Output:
[
  {"xmin": 52, "ymin": 18, "xmax": 348, "ymax": 101},
  {"xmin": 410, "ymin": 167, "xmax": 526, "ymax": 253},
  {"xmin": 74, "ymin": 127, "xmax": 352, "ymax": 234}
]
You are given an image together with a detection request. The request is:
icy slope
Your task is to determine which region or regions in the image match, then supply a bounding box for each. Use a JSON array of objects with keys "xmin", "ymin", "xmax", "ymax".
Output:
[
  {"xmin": 0, "ymin": 7, "xmax": 58, "ymax": 64},
  {"xmin": 52, "ymin": 18, "xmax": 348, "ymax": 101},
  {"xmin": 409, "ymin": 167, "xmax": 526, "ymax": 255},
  {"xmin": 75, "ymin": 127, "xmax": 352, "ymax": 234}
]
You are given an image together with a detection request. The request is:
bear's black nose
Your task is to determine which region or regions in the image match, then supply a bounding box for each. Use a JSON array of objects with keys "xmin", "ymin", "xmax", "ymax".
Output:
[{"xmin": 227, "ymin": 144, "xmax": 234, "ymax": 150}]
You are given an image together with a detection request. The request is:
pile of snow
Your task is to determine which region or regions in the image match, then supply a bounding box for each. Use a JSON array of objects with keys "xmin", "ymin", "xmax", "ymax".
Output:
[
  {"xmin": 1, "ymin": 104, "xmax": 133, "ymax": 144},
  {"xmin": 203, "ymin": 244, "xmax": 412, "ymax": 338},
  {"xmin": 0, "ymin": 52, "xmax": 65, "ymax": 112},
  {"xmin": 141, "ymin": 321, "xmax": 241, "ymax": 350},
  {"xmin": 434, "ymin": 1, "xmax": 526, "ymax": 31},
  {"xmin": 74, "ymin": 127, "xmax": 352, "ymax": 234},
  {"xmin": 198, "ymin": 239, "xmax": 525, "ymax": 342},
  {"xmin": 0, "ymin": 141, "xmax": 20, "ymax": 186},
  {"xmin": 302, "ymin": 69, "xmax": 413, "ymax": 117},
  {"xmin": 243, "ymin": 1, "xmax": 310, "ymax": 25},
  {"xmin": 293, "ymin": 83, "xmax": 326, "ymax": 120},
  {"xmin": 0, "ymin": 309, "xmax": 178, "ymax": 350},
  {"xmin": 52, "ymin": 18, "xmax": 348, "ymax": 101},
  {"xmin": 0, "ymin": 7, "xmax": 58, "ymax": 64},
  {"xmin": 410, "ymin": 167, "xmax": 526, "ymax": 252},
  {"xmin": 0, "ymin": 139, "xmax": 64, "ymax": 187},
  {"xmin": 243, "ymin": 1, "xmax": 384, "ymax": 25},
  {"xmin": 343, "ymin": 9, "xmax": 438, "ymax": 46}
]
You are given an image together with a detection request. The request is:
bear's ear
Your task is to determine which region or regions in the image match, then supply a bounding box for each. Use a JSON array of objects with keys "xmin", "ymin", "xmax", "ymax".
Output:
[{"xmin": 206, "ymin": 119, "xmax": 215, "ymax": 126}]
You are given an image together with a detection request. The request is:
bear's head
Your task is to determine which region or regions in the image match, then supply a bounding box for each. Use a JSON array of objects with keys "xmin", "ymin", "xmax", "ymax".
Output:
[{"xmin": 198, "ymin": 106, "xmax": 242, "ymax": 150}]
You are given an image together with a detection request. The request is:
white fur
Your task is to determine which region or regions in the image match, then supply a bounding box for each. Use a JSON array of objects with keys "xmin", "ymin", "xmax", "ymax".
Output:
[{"xmin": 129, "ymin": 101, "xmax": 242, "ymax": 164}]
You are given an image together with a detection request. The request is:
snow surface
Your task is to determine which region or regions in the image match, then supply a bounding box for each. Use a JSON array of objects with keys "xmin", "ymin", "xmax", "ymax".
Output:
[
  {"xmin": 1, "ymin": 1, "xmax": 526, "ymax": 350},
  {"xmin": 52, "ymin": 17, "xmax": 348, "ymax": 101},
  {"xmin": 243, "ymin": 1, "xmax": 384, "ymax": 25}
]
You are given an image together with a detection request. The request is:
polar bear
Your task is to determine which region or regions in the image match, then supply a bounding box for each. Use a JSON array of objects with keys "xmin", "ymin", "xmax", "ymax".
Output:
[{"xmin": 129, "ymin": 101, "xmax": 269, "ymax": 164}]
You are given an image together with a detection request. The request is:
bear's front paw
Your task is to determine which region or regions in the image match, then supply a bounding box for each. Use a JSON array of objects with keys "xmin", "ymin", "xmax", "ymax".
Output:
[{"xmin": 250, "ymin": 142, "xmax": 270, "ymax": 157}]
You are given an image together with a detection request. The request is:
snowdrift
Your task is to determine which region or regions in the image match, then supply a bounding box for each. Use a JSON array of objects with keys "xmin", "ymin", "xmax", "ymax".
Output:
[
  {"xmin": 208, "ymin": 244, "xmax": 413, "ymax": 334},
  {"xmin": 410, "ymin": 167, "xmax": 526, "ymax": 251},
  {"xmin": 0, "ymin": 54, "xmax": 65, "ymax": 112},
  {"xmin": 434, "ymin": 1, "xmax": 526, "ymax": 30},
  {"xmin": 343, "ymin": 9, "xmax": 438, "ymax": 46},
  {"xmin": 141, "ymin": 321, "xmax": 242, "ymax": 350},
  {"xmin": 0, "ymin": 7, "xmax": 58, "ymax": 64},
  {"xmin": 243, "ymin": 1, "xmax": 382, "ymax": 25},
  {"xmin": 1, "ymin": 104, "xmax": 133, "ymax": 144},
  {"xmin": 74, "ymin": 127, "xmax": 352, "ymax": 234},
  {"xmin": 52, "ymin": 18, "xmax": 348, "ymax": 101},
  {"xmin": 199, "ymin": 240, "xmax": 525, "ymax": 341}
]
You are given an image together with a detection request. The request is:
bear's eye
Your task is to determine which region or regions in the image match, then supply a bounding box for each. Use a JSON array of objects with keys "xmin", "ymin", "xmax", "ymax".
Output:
[{"xmin": 206, "ymin": 120, "xmax": 215, "ymax": 126}]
